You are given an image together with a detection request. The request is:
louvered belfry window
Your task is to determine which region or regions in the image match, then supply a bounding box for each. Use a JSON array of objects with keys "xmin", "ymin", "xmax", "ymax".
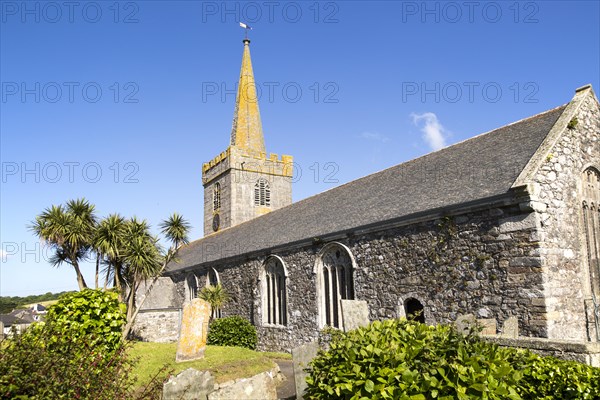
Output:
[
  {"xmin": 213, "ymin": 182, "xmax": 221, "ymax": 211},
  {"xmin": 582, "ymin": 167, "xmax": 600, "ymax": 299},
  {"xmin": 254, "ymin": 178, "xmax": 271, "ymax": 206}
]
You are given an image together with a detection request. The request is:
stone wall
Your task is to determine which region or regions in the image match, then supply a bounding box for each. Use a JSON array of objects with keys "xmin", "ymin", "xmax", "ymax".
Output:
[
  {"xmin": 132, "ymin": 277, "xmax": 182, "ymax": 342},
  {"xmin": 351, "ymin": 205, "xmax": 546, "ymax": 339},
  {"xmin": 131, "ymin": 308, "xmax": 181, "ymax": 343},
  {"xmin": 164, "ymin": 201, "xmax": 550, "ymax": 352},
  {"xmin": 485, "ymin": 336, "xmax": 600, "ymax": 367},
  {"xmin": 136, "ymin": 277, "xmax": 179, "ymax": 309},
  {"xmin": 528, "ymin": 89, "xmax": 600, "ymax": 340}
]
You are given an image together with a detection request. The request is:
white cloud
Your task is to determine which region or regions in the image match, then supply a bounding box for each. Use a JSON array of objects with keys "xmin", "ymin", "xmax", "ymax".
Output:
[
  {"xmin": 360, "ymin": 131, "xmax": 390, "ymax": 143},
  {"xmin": 410, "ymin": 112, "xmax": 449, "ymax": 151}
]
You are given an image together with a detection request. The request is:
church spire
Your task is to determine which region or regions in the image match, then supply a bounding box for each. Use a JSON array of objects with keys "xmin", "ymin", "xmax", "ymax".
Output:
[{"xmin": 230, "ymin": 39, "xmax": 266, "ymax": 154}]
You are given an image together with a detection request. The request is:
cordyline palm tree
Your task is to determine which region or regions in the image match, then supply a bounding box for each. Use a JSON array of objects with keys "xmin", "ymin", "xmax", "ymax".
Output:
[
  {"xmin": 93, "ymin": 214, "xmax": 127, "ymax": 295},
  {"xmin": 120, "ymin": 213, "xmax": 190, "ymax": 340},
  {"xmin": 199, "ymin": 284, "xmax": 229, "ymax": 320},
  {"xmin": 121, "ymin": 218, "xmax": 163, "ymax": 330},
  {"xmin": 30, "ymin": 198, "xmax": 97, "ymax": 290}
]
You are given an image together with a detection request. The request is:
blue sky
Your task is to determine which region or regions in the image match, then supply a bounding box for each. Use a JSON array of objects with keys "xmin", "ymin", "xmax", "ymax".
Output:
[{"xmin": 1, "ymin": 1, "xmax": 599, "ymax": 296}]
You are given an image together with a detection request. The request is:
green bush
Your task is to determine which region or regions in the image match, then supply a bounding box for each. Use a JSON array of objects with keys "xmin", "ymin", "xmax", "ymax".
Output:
[
  {"xmin": 306, "ymin": 319, "xmax": 600, "ymax": 400},
  {"xmin": 0, "ymin": 289, "xmax": 166, "ymax": 399},
  {"xmin": 306, "ymin": 319, "xmax": 523, "ymax": 400},
  {"xmin": 508, "ymin": 350, "xmax": 600, "ymax": 399},
  {"xmin": 207, "ymin": 315, "xmax": 257, "ymax": 350},
  {"xmin": 46, "ymin": 288, "xmax": 126, "ymax": 353},
  {"xmin": 0, "ymin": 324, "xmax": 162, "ymax": 399}
]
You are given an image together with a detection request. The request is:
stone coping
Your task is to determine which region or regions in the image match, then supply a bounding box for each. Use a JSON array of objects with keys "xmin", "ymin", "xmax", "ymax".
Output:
[
  {"xmin": 484, "ymin": 335, "xmax": 600, "ymax": 354},
  {"xmin": 137, "ymin": 307, "xmax": 182, "ymax": 313}
]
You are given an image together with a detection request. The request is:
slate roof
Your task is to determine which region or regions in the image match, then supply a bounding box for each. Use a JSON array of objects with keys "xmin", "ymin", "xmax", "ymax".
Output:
[
  {"xmin": 0, "ymin": 310, "xmax": 35, "ymax": 326},
  {"xmin": 0, "ymin": 314, "xmax": 18, "ymax": 326},
  {"xmin": 167, "ymin": 104, "xmax": 567, "ymax": 273}
]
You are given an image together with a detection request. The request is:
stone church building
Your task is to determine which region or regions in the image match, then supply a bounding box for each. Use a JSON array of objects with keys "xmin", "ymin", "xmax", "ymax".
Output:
[{"xmin": 134, "ymin": 39, "xmax": 600, "ymax": 354}]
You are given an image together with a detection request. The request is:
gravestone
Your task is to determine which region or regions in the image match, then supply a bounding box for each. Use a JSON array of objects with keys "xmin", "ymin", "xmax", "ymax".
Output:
[
  {"xmin": 176, "ymin": 298, "xmax": 211, "ymax": 362},
  {"xmin": 455, "ymin": 314, "xmax": 477, "ymax": 334},
  {"xmin": 0, "ymin": 321, "xmax": 4, "ymax": 339},
  {"xmin": 502, "ymin": 316, "xmax": 519, "ymax": 338},
  {"xmin": 340, "ymin": 299, "xmax": 370, "ymax": 332},
  {"xmin": 477, "ymin": 319, "xmax": 497, "ymax": 335},
  {"xmin": 163, "ymin": 368, "xmax": 215, "ymax": 400},
  {"xmin": 292, "ymin": 341, "xmax": 319, "ymax": 400}
]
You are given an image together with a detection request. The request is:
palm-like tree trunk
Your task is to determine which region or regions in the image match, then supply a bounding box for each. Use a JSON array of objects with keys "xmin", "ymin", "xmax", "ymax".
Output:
[
  {"xmin": 94, "ymin": 254, "xmax": 100, "ymax": 289},
  {"xmin": 72, "ymin": 261, "xmax": 88, "ymax": 290},
  {"xmin": 115, "ymin": 266, "xmax": 125, "ymax": 301},
  {"xmin": 123, "ymin": 284, "xmax": 137, "ymax": 340}
]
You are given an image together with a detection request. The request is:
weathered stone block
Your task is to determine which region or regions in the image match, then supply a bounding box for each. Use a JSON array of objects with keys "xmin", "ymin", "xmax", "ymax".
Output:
[
  {"xmin": 531, "ymin": 298, "xmax": 546, "ymax": 307},
  {"xmin": 292, "ymin": 341, "xmax": 319, "ymax": 399},
  {"xmin": 340, "ymin": 299, "xmax": 370, "ymax": 332},
  {"xmin": 176, "ymin": 298, "xmax": 211, "ymax": 362},
  {"xmin": 498, "ymin": 213, "xmax": 537, "ymax": 233},
  {"xmin": 163, "ymin": 368, "xmax": 214, "ymax": 400},
  {"xmin": 208, "ymin": 371, "xmax": 277, "ymax": 400},
  {"xmin": 455, "ymin": 314, "xmax": 477, "ymax": 334},
  {"xmin": 501, "ymin": 316, "xmax": 519, "ymax": 338},
  {"xmin": 478, "ymin": 319, "xmax": 497, "ymax": 335},
  {"xmin": 509, "ymin": 257, "xmax": 542, "ymax": 267}
]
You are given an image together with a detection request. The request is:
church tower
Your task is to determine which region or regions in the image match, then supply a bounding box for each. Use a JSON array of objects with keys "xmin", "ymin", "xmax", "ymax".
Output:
[{"xmin": 202, "ymin": 39, "xmax": 293, "ymax": 235}]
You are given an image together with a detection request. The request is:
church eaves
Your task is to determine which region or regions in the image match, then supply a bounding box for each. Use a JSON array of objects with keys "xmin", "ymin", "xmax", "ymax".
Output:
[{"xmin": 229, "ymin": 39, "xmax": 266, "ymax": 155}]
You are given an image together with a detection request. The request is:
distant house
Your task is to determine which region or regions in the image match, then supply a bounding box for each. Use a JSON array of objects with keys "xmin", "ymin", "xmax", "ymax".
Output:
[
  {"xmin": 0, "ymin": 309, "xmax": 38, "ymax": 336},
  {"xmin": 30, "ymin": 303, "xmax": 47, "ymax": 320}
]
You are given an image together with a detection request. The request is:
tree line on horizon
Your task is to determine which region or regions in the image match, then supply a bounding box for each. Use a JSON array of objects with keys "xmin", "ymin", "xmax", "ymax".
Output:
[{"xmin": 0, "ymin": 291, "xmax": 76, "ymax": 314}]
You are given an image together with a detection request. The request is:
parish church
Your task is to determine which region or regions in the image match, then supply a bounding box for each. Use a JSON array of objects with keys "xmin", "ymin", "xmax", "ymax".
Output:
[{"xmin": 134, "ymin": 38, "xmax": 600, "ymax": 356}]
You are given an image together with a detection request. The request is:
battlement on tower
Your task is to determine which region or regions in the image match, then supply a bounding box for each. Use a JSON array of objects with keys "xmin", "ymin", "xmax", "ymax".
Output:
[{"xmin": 202, "ymin": 146, "xmax": 293, "ymax": 184}]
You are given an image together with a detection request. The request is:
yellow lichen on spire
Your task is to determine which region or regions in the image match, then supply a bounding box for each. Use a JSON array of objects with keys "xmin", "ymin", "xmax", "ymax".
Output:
[{"xmin": 230, "ymin": 39, "xmax": 266, "ymax": 155}]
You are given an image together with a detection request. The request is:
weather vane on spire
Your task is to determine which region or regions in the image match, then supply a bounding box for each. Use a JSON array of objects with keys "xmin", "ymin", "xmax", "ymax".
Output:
[{"xmin": 239, "ymin": 22, "xmax": 252, "ymax": 40}]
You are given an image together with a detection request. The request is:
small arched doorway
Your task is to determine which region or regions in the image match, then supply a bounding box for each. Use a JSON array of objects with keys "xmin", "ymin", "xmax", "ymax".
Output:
[{"xmin": 404, "ymin": 298, "xmax": 425, "ymax": 323}]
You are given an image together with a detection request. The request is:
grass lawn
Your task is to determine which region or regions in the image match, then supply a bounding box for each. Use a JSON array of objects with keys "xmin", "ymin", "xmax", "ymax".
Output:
[{"xmin": 129, "ymin": 342, "xmax": 291, "ymax": 389}]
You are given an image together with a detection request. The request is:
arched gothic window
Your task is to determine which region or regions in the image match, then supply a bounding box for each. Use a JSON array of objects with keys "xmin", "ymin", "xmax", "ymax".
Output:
[
  {"xmin": 206, "ymin": 267, "xmax": 220, "ymax": 287},
  {"xmin": 254, "ymin": 179, "xmax": 271, "ymax": 207},
  {"xmin": 204, "ymin": 268, "xmax": 222, "ymax": 318},
  {"xmin": 185, "ymin": 273, "xmax": 198, "ymax": 302},
  {"xmin": 316, "ymin": 243, "xmax": 355, "ymax": 328},
  {"xmin": 213, "ymin": 183, "xmax": 221, "ymax": 211},
  {"xmin": 263, "ymin": 257, "xmax": 287, "ymax": 325},
  {"xmin": 582, "ymin": 167, "xmax": 600, "ymax": 303}
]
